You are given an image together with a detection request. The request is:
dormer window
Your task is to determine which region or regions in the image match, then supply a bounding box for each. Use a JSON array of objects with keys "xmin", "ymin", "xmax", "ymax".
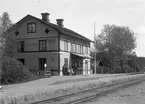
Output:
[{"xmin": 27, "ymin": 22, "xmax": 36, "ymax": 33}]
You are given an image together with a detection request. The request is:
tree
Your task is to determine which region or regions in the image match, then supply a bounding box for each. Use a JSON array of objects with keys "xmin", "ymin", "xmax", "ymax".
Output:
[
  {"xmin": 95, "ymin": 24, "xmax": 136, "ymax": 72},
  {"xmin": 0, "ymin": 12, "xmax": 12, "ymax": 32},
  {"xmin": 0, "ymin": 12, "xmax": 14, "ymax": 84},
  {"xmin": 0, "ymin": 12, "xmax": 14, "ymax": 58}
]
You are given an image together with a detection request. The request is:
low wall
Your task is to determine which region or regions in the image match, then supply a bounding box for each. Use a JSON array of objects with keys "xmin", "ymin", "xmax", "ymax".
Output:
[{"xmin": 1, "ymin": 74, "xmax": 145, "ymax": 104}]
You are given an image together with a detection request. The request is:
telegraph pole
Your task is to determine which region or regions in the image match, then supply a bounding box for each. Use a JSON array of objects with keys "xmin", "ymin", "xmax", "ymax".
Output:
[
  {"xmin": 133, "ymin": 52, "xmax": 136, "ymax": 72},
  {"xmin": 94, "ymin": 22, "xmax": 97, "ymax": 74}
]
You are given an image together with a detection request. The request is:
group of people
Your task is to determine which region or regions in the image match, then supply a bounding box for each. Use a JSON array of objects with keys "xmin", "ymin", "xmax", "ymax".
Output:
[{"xmin": 62, "ymin": 64, "xmax": 75, "ymax": 76}]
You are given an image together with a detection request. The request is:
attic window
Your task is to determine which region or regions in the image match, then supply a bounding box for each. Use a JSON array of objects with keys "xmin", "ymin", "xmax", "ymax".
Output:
[
  {"xmin": 27, "ymin": 22, "xmax": 36, "ymax": 33},
  {"xmin": 45, "ymin": 28, "xmax": 50, "ymax": 34},
  {"xmin": 15, "ymin": 31, "xmax": 19, "ymax": 36}
]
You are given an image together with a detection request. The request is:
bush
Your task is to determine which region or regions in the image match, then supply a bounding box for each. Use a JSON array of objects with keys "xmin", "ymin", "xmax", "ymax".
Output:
[
  {"xmin": 95, "ymin": 66, "xmax": 102, "ymax": 73},
  {"xmin": 123, "ymin": 64, "xmax": 134, "ymax": 73},
  {"xmin": 1, "ymin": 56, "xmax": 36, "ymax": 85},
  {"xmin": 114, "ymin": 67, "xmax": 122, "ymax": 73}
]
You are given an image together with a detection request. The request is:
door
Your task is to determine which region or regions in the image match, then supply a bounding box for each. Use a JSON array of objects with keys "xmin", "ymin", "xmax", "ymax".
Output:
[
  {"xmin": 64, "ymin": 58, "xmax": 68, "ymax": 66},
  {"xmin": 39, "ymin": 58, "xmax": 46, "ymax": 70},
  {"xmin": 85, "ymin": 60, "xmax": 88, "ymax": 74}
]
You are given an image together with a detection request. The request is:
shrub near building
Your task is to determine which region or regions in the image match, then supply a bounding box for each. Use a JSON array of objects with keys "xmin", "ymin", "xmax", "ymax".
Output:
[{"xmin": 1, "ymin": 56, "xmax": 36, "ymax": 85}]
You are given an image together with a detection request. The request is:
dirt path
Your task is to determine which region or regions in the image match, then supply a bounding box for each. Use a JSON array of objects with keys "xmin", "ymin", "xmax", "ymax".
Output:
[{"xmin": 81, "ymin": 80, "xmax": 145, "ymax": 104}]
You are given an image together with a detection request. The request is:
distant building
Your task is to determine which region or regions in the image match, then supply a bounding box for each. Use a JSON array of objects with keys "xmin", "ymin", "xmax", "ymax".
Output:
[{"xmin": 9, "ymin": 13, "xmax": 92, "ymax": 76}]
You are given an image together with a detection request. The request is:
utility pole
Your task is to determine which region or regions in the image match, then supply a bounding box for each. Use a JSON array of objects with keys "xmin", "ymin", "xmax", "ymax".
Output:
[
  {"xmin": 133, "ymin": 52, "xmax": 136, "ymax": 72},
  {"xmin": 135, "ymin": 53, "xmax": 136, "ymax": 72},
  {"xmin": 94, "ymin": 22, "xmax": 97, "ymax": 74}
]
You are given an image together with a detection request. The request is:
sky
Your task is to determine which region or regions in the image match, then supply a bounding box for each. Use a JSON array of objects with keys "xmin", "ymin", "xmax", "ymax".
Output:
[{"xmin": 0, "ymin": 0, "xmax": 145, "ymax": 56}]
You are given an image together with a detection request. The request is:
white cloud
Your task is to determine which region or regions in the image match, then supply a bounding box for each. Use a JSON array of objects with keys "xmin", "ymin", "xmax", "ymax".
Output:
[
  {"xmin": 127, "ymin": 7, "xmax": 134, "ymax": 11},
  {"xmin": 36, "ymin": 0, "xmax": 43, "ymax": 2},
  {"xmin": 116, "ymin": 0, "xmax": 127, "ymax": 3},
  {"xmin": 95, "ymin": 0, "xmax": 102, "ymax": 2},
  {"xmin": 135, "ymin": 26, "xmax": 145, "ymax": 56},
  {"xmin": 63, "ymin": 0, "xmax": 69, "ymax": 2},
  {"xmin": 116, "ymin": 0, "xmax": 145, "ymax": 3},
  {"xmin": 135, "ymin": 26, "xmax": 145, "ymax": 34}
]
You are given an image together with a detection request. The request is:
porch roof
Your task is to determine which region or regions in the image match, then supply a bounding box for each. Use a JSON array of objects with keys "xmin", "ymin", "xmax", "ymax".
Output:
[{"xmin": 71, "ymin": 53, "xmax": 93, "ymax": 59}]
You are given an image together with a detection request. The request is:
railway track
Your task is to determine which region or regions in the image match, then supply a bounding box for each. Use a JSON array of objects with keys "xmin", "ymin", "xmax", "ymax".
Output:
[{"xmin": 32, "ymin": 74, "xmax": 145, "ymax": 104}]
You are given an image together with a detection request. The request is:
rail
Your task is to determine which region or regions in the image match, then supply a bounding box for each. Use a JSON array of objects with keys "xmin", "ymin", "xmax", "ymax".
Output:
[{"xmin": 31, "ymin": 74, "xmax": 145, "ymax": 104}]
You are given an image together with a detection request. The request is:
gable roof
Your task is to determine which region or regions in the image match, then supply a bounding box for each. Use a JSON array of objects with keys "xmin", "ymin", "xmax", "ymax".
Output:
[{"xmin": 8, "ymin": 14, "xmax": 92, "ymax": 42}]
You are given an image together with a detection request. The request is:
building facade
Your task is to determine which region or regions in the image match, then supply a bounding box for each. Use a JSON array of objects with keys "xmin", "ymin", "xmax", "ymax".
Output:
[{"xmin": 9, "ymin": 13, "xmax": 92, "ymax": 76}]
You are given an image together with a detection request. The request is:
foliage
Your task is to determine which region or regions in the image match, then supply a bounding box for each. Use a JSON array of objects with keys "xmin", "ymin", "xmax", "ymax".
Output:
[
  {"xmin": 94, "ymin": 24, "xmax": 136, "ymax": 73},
  {"xmin": 0, "ymin": 12, "xmax": 15, "ymax": 58},
  {"xmin": 95, "ymin": 51, "xmax": 113, "ymax": 67},
  {"xmin": 1, "ymin": 56, "xmax": 36, "ymax": 85},
  {"xmin": 95, "ymin": 24, "xmax": 136, "ymax": 55},
  {"xmin": 127, "ymin": 55, "xmax": 145, "ymax": 72}
]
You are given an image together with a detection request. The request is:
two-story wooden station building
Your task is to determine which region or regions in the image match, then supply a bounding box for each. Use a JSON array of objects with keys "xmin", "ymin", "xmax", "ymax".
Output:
[{"xmin": 9, "ymin": 13, "xmax": 92, "ymax": 76}]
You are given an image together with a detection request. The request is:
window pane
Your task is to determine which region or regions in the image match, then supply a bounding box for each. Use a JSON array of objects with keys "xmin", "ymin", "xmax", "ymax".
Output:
[
  {"xmin": 76, "ymin": 44, "xmax": 77, "ymax": 53},
  {"xmin": 27, "ymin": 23, "xmax": 36, "ymax": 33},
  {"xmin": 39, "ymin": 40, "xmax": 46, "ymax": 51},
  {"xmin": 64, "ymin": 58, "xmax": 68, "ymax": 66},
  {"xmin": 80, "ymin": 45, "xmax": 82, "ymax": 54},
  {"xmin": 17, "ymin": 41, "xmax": 24, "ymax": 52},
  {"xmin": 75, "ymin": 44, "xmax": 77, "ymax": 53},
  {"xmin": 72, "ymin": 43, "xmax": 75, "ymax": 52},
  {"xmin": 86, "ymin": 46, "xmax": 88, "ymax": 54},
  {"xmin": 71, "ymin": 43, "xmax": 73, "ymax": 52},
  {"xmin": 64, "ymin": 41, "xmax": 68, "ymax": 51},
  {"xmin": 28, "ymin": 25, "xmax": 31, "ymax": 32},
  {"xmin": 32, "ymin": 24, "xmax": 35, "ymax": 32},
  {"xmin": 78, "ymin": 45, "xmax": 81, "ymax": 53}
]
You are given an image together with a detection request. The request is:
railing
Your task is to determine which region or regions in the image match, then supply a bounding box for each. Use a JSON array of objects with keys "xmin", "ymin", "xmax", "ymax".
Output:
[
  {"xmin": 45, "ymin": 70, "xmax": 51, "ymax": 76},
  {"xmin": 30, "ymin": 70, "xmax": 51, "ymax": 77}
]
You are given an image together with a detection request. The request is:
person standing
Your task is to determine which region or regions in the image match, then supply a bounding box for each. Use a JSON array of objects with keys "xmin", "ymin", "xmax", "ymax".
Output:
[{"xmin": 62, "ymin": 64, "xmax": 69, "ymax": 76}]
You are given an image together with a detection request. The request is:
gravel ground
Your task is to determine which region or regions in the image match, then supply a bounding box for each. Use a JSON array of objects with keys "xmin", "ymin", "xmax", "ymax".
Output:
[
  {"xmin": 0, "ymin": 74, "xmax": 123, "ymax": 97},
  {"xmin": 81, "ymin": 80, "xmax": 145, "ymax": 104}
]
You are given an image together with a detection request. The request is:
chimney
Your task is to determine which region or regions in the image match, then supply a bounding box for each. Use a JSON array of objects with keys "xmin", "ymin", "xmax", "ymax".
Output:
[
  {"xmin": 41, "ymin": 13, "xmax": 50, "ymax": 22},
  {"xmin": 56, "ymin": 19, "xmax": 64, "ymax": 27}
]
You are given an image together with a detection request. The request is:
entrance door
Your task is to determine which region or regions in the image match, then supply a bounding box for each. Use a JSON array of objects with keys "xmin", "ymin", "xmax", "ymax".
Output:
[
  {"xmin": 39, "ymin": 58, "xmax": 46, "ymax": 70},
  {"xmin": 71, "ymin": 55, "xmax": 83, "ymax": 75},
  {"xmin": 85, "ymin": 60, "xmax": 88, "ymax": 74}
]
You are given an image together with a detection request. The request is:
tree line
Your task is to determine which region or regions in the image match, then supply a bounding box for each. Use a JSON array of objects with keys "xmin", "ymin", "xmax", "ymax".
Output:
[{"xmin": 92, "ymin": 24, "xmax": 145, "ymax": 73}]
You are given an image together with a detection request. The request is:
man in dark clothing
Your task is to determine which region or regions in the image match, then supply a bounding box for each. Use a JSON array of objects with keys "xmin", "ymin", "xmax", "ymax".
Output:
[{"xmin": 62, "ymin": 64, "xmax": 69, "ymax": 76}]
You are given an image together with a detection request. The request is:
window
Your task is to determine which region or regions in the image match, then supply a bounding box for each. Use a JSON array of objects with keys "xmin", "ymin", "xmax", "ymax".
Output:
[
  {"xmin": 64, "ymin": 58, "xmax": 68, "ymax": 66},
  {"xmin": 17, "ymin": 58, "xmax": 25, "ymax": 65},
  {"xmin": 72, "ymin": 43, "xmax": 75, "ymax": 53},
  {"xmin": 80, "ymin": 45, "xmax": 83, "ymax": 54},
  {"xmin": 17, "ymin": 41, "xmax": 24, "ymax": 52},
  {"xmin": 39, "ymin": 40, "xmax": 46, "ymax": 51},
  {"xmin": 48, "ymin": 39, "xmax": 55, "ymax": 50},
  {"xmin": 76, "ymin": 44, "xmax": 79, "ymax": 53},
  {"xmin": 85, "ymin": 46, "xmax": 88, "ymax": 54},
  {"xmin": 39, "ymin": 58, "xmax": 46, "ymax": 70},
  {"xmin": 64, "ymin": 40, "xmax": 68, "ymax": 51},
  {"xmin": 68, "ymin": 42, "xmax": 71, "ymax": 52},
  {"xmin": 27, "ymin": 22, "xmax": 36, "ymax": 33},
  {"xmin": 83, "ymin": 46, "xmax": 85, "ymax": 54},
  {"xmin": 78, "ymin": 44, "xmax": 81, "ymax": 54},
  {"xmin": 75, "ymin": 44, "xmax": 77, "ymax": 53}
]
